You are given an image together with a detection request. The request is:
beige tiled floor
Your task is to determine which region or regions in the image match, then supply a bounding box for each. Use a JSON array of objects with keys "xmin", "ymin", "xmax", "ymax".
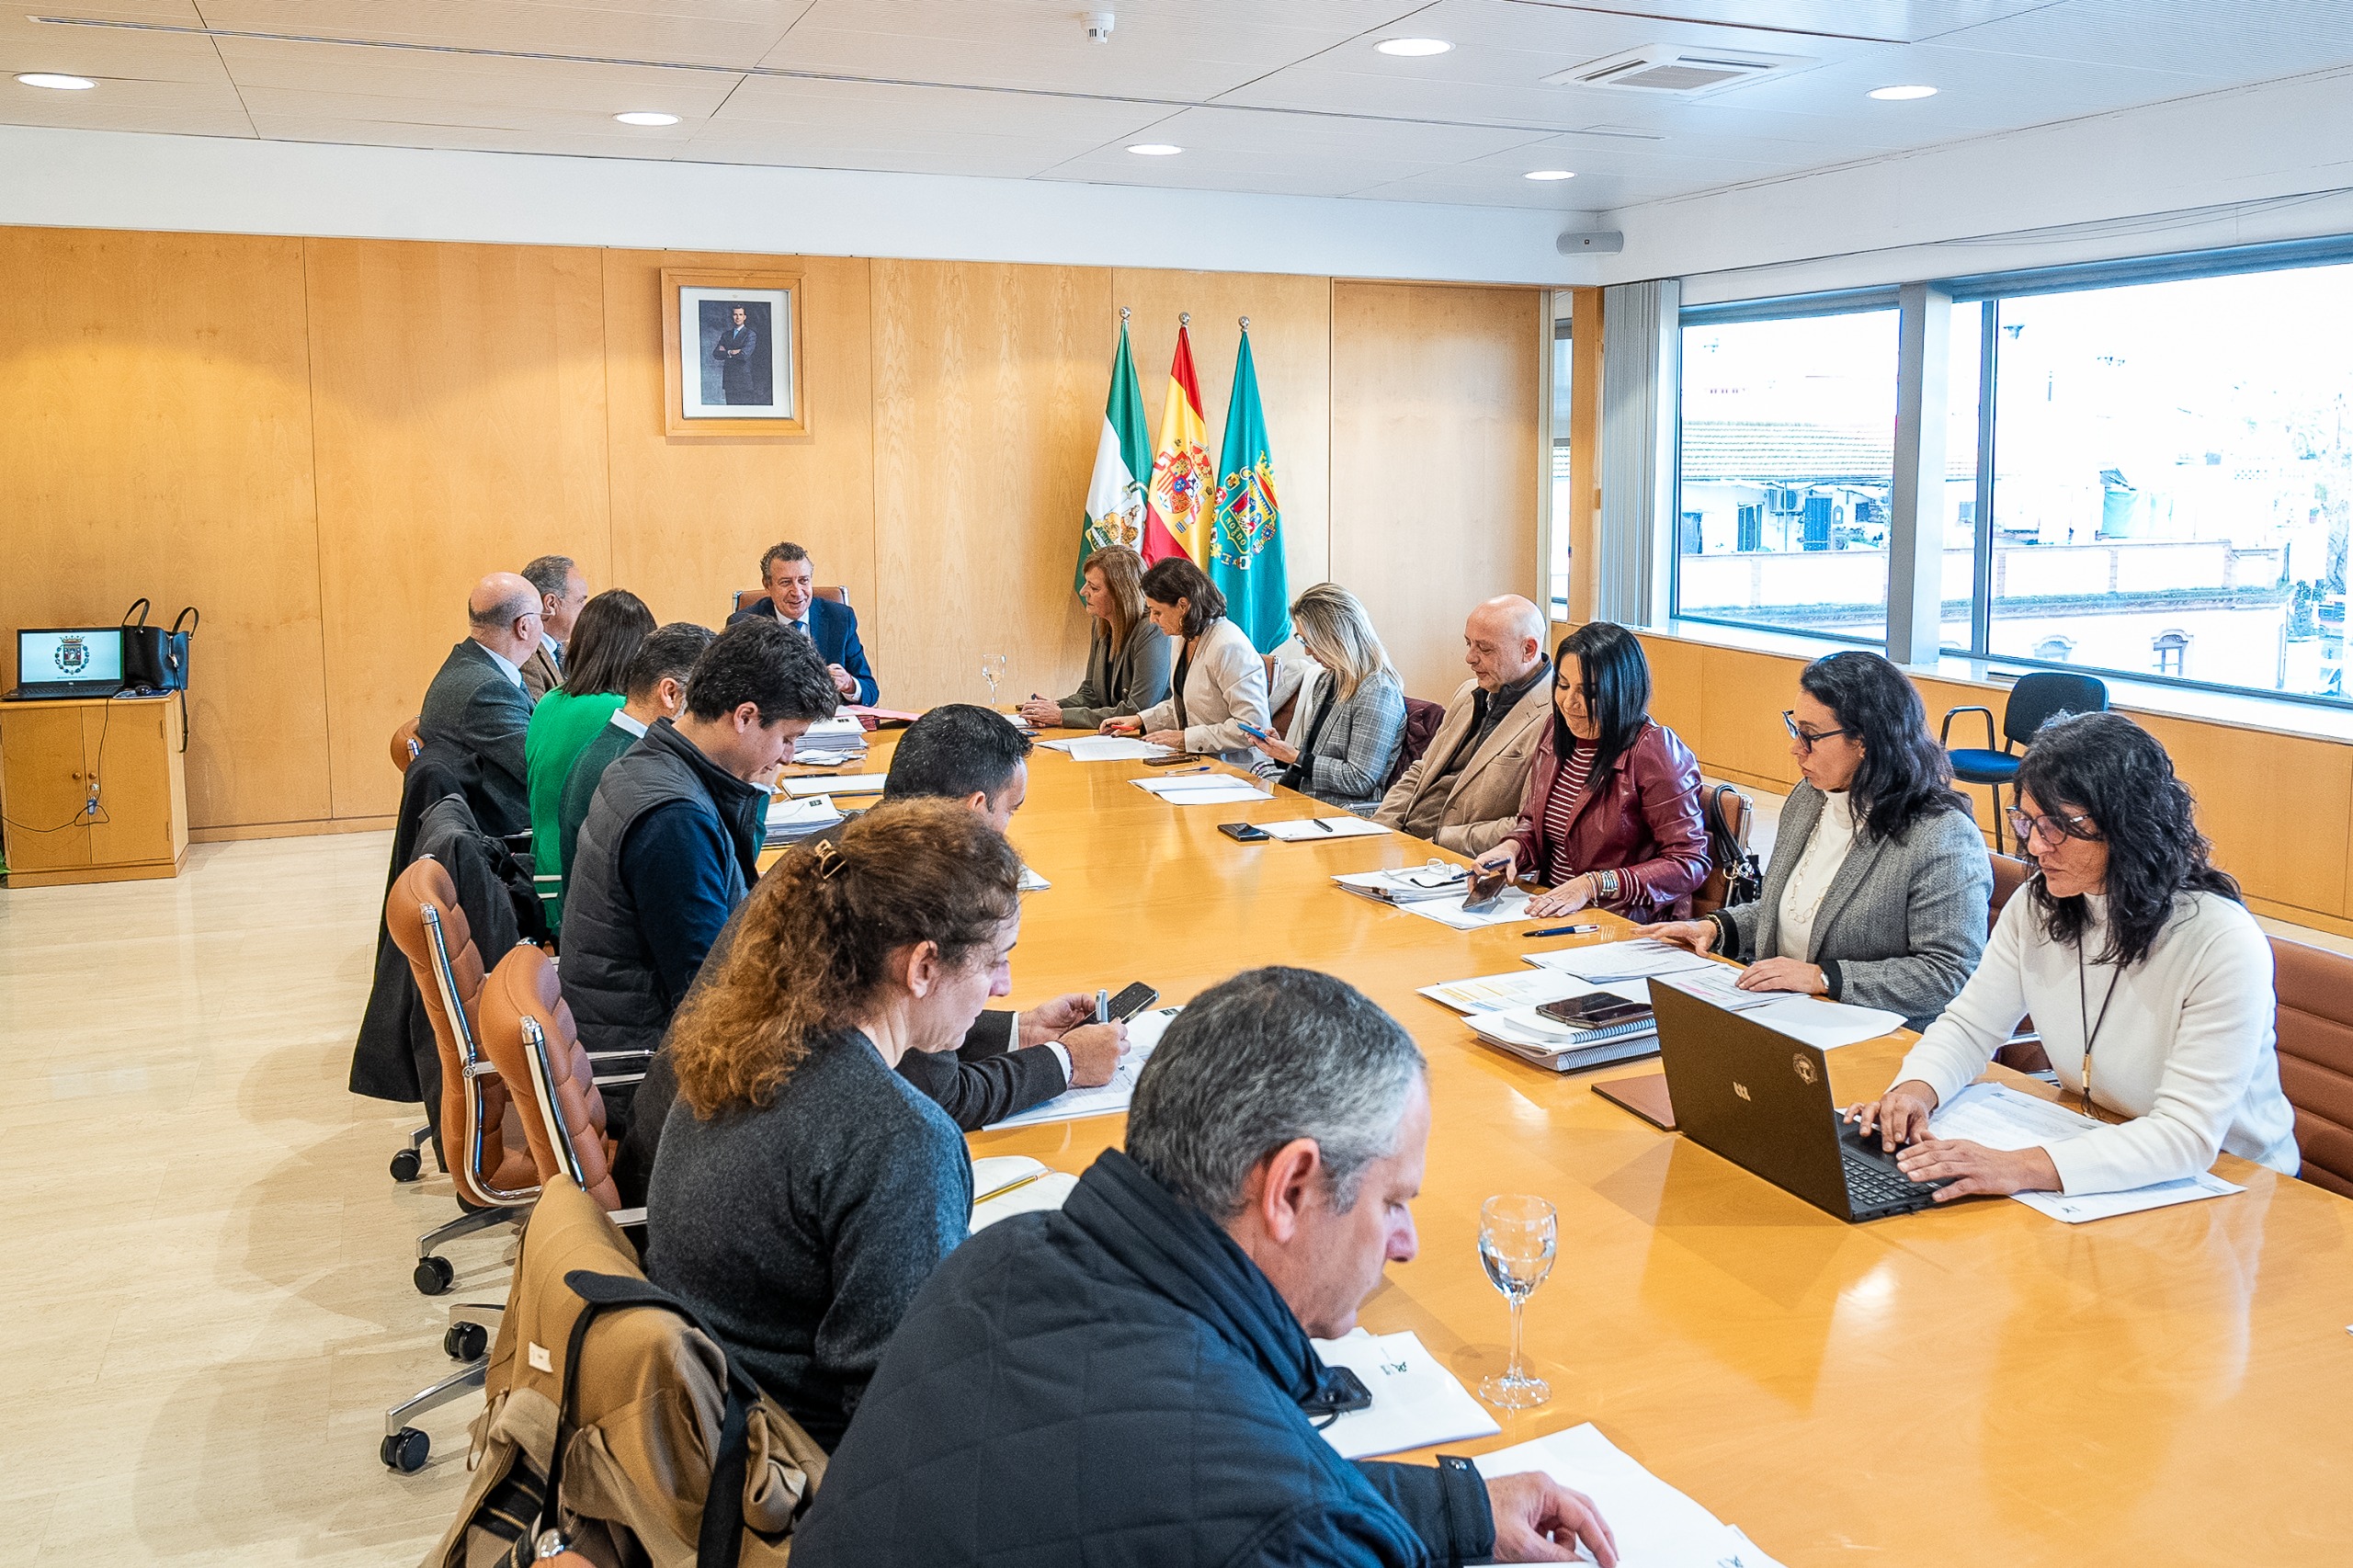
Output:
[
  {"xmin": 1, "ymin": 832, "xmax": 488, "ymax": 1565},
  {"xmin": 5, "ymin": 816, "xmax": 2343, "ymax": 1565}
]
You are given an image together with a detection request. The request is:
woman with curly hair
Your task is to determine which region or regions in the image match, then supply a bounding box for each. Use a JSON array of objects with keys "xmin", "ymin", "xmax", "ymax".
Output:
[
  {"xmin": 645, "ymin": 798, "xmax": 1021, "ymax": 1449},
  {"xmin": 1640, "ymin": 650, "xmax": 1989, "ymax": 1030},
  {"xmin": 1852, "ymin": 710, "xmax": 2298, "ymax": 1199}
]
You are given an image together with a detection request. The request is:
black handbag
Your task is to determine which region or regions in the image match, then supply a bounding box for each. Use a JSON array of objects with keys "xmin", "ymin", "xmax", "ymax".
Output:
[{"xmin": 120, "ymin": 598, "xmax": 199, "ymax": 751}]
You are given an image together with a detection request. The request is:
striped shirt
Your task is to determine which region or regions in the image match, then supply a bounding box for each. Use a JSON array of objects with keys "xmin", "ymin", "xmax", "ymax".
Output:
[{"xmin": 1540, "ymin": 741, "xmax": 1644, "ymax": 910}]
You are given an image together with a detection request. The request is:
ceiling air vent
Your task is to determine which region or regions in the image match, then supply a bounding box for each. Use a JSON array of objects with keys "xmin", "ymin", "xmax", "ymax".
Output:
[{"xmin": 1543, "ymin": 45, "xmax": 1810, "ymax": 97}]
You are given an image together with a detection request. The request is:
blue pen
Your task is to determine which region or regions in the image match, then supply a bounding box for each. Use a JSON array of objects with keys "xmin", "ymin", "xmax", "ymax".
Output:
[{"xmin": 1523, "ymin": 924, "xmax": 1601, "ymax": 937}]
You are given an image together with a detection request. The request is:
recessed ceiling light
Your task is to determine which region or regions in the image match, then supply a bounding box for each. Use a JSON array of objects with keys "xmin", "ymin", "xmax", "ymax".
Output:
[
  {"xmin": 1127, "ymin": 142, "xmax": 1183, "ymax": 156},
  {"xmin": 1868, "ymin": 84, "xmax": 1937, "ymax": 100},
  {"xmin": 1524, "ymin": 169, "xmax": 1575, "ymax": 181},
  {"xmin": 1374, "ymin": 38, "xmax": 1452, "ymax": 57},
  {"xmin": 614, "ymin": 110, "xmax": 679, "ymax": 126},
  {"xmin": 17, "ymin": 73, "xmax": 96, "ymax": 91}
]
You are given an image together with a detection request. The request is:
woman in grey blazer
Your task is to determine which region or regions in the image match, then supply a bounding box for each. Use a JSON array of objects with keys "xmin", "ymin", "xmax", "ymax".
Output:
[
  {"xmin": 1017, "ymin": 545, "xmax": 1171, "ymax": 731},
  {"xmin": 1252, "ymin": 583, "xmax": 1406, "ymax": 811},
  {"xmin": 1642, "ymin": 652, "xmax": 1990, "ymax": 1031}
]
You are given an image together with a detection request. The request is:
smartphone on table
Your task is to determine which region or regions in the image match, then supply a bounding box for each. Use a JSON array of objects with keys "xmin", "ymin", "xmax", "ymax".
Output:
[
  {"xmin": 1219, "ymin": 822, "xmax": 1271, "ymax": 843},
  {"xmin": 1534, "ymin": 993, "xmax": 1654, "ymax": 1031}
]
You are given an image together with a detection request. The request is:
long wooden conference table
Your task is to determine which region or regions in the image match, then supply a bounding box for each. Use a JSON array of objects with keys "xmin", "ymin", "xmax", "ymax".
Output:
[{"xmin": 773, "ymin": 726, "xmax": 2353, "ymax": 1565}]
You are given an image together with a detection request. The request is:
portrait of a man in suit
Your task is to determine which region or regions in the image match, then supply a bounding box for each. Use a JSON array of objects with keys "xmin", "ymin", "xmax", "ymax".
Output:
[{"xmin": 699, "ymin": 299, "xmax": 772, "ymax": 407}]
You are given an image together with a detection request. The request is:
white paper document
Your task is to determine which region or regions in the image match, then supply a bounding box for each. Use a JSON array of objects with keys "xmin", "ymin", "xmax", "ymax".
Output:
[
  {"xmin": 1526, "ymin": 939, "xmax": 1720, "ymax": 983},
  {"xmin": 1259, "ymin": 816, "xmax": 1392, "ymax": 842},
  {"xmin": 969, "ymin": 1156, "xmax": 1079, "ymax": 1231},
  {"xmin": 764, "ymin": 795, "xmax": 842, "ymax": 840},
  {"xmin": 1402, "ymin": 887, "xmax": 1533, "ymax": 930},
  {"xmin": 1307, "ymin": 1330, "xmax": 1500, "ymax": 1460},
  {"xmin": 1017, "ymin": 865, "xmax": 1051, "ymax": 892},
  {"xmin": 1040, "ymin": 735, "xmax": 1176, "ymax": 762},
  {"xmin": 1648, "ymin": 971, "xmax": 1905, "ymax": 1051},
  {"xmin": 987, "ymin": 1006, "xmax": 1181, "ymax": 1130},
  {"xmin": 1473, "ymin": 1424, "xmax": 1787, "ymax": 1568},
  {"xmin": 799, "ymin": 715, "xmax": 866, "ymax": 739},
  {"xmin": 1927, "ymin": 1083, "xmax": 2246, "ymax": 1223},
  {"xmin": 1130, "ymin": 776, "xmax": 1273, "ymax": 805},
  {"xmin": 784, "ymin": 772, "xmax": 886, "ymax": 797},
  {"xmin": 1419, "ymin": 969, "xmax": 1598, "ymax": 1015}
]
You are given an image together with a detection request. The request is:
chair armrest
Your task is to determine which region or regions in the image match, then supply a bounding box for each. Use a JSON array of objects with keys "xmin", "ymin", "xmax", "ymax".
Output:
[
  {"xmin": 592, "ymin": 1072, "xmax": 646, "ymax": 1087},
  {"xmin": 585, "ymin": 1050, "xmax": 651, "ymax": 1062},
  {"xmin": 613, "ymin": 1207, "xmax": 648, "ymax": 1229},
  {"xmin": 1941, "ymin": 705, "xmax": 1997, "ymax": 750}
]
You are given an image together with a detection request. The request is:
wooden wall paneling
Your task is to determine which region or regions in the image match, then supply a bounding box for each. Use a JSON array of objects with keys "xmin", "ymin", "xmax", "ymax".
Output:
[
  {"xmin": 1114, "ymin": 270, "xmax": 1334, "ymax": 593},
  {"xmin": 2130, "ymin": 709, "xmax": 2351, "ymax": 921},
  {"xmin": 602, "ymin": 251, "xmax": 877, "ymax": 630},
  {"xmin": 870, "ymin": 261, "xmax": 1112, "ymax": 709},
  {"xmin": 0, "ymin": 228, "xmax": 329, "ymax": 831},
  {"xmin": 1636, "ymin": 629, "xmax": 1705, "ymax": 745},
  {"xmin": 305, "ymin": 239, "xmax": 612, "ymax": 820},
  {"xmin": 1331, "ymin": 282, "xmax": 1543, "ymax": 699}
]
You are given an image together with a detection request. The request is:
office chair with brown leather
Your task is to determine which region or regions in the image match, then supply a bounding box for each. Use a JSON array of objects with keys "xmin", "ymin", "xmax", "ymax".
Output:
[
  {"xmin": 479, "ymin": 943, "xmax": 640, "ymax": 1216},
  {"xmin": 731, "ymin": 585, "xmax": 849, "ymax": 615},
  {"xmin": 385, "ymin": 857, "xmax": 539, "ymax": 1296}
]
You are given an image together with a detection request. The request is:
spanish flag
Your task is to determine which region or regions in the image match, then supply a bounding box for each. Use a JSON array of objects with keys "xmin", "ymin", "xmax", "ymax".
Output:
[{"xmin": 1142, "ymin": 320, "xmax": 1213, "ymax": 565}]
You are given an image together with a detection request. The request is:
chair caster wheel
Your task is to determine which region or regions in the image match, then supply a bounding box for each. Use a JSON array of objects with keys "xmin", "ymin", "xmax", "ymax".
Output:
[
  {"xmin": 444, "ymin": 1322, "xmax": 488, "ymax": 1360},
  {"xmin": 381, "ymin": 1428, "xmax": 429, "ymax": 1472},
  {"xmin": 390, "ymin": 1148, "xmax": 423, "ymax": 1182},
  {"xmin": 414, "ymin": 1256, "xmax": 455, "ymax": 1296}
]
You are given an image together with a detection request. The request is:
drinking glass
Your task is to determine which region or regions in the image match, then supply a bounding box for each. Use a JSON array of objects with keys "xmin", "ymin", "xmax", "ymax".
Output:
[
  {"xmin": 980, "ymin": 653, "xmax": 1008, "ymax": 706},
  {"xmin": 1477, "ymin": 1194, "xmax": 1557, "ymax": 1409}
]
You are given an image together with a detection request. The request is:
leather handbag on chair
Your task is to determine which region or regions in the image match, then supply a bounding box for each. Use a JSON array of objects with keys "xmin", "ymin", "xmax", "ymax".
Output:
[{"xmin": 1693, "ymin": 784, "xmax": 1762, "ymax": 916}]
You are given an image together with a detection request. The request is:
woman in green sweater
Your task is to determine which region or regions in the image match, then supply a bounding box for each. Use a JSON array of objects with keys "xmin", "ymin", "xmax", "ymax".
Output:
[{"xmin": 526, "ymin": 588, "xmax": 654, "ymax": 932}]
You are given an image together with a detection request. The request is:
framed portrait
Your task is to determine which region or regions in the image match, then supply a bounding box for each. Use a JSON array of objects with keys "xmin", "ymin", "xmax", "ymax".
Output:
[{"xmin": 661, "ymin": 267, "xmax": 807, "ymax": 437}]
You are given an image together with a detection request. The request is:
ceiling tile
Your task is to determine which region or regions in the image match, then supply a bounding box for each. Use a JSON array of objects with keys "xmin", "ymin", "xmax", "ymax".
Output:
[
  {"xmin": 1927, "ymin": 0, "xmax": 2353, "ymax": 81},
  {"xmin": 199, "ymin": 0, "xmax": 810, "ymax": 69}
]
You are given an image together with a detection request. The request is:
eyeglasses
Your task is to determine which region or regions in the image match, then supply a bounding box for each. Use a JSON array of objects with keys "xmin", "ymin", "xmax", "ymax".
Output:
[
  {"xmin": 2006, "ymin": 807, "xmax": 2100, "ymax": 846},
  {"xmin": 1782, "ymin": 711, "xmax": 1854, "ymax": 753}
]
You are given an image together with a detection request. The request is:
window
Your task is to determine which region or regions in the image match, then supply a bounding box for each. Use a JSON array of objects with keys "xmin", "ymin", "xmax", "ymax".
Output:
[
  {"xmin": 1971, "ymin": 259, "xmax": 2353, "ymax": 701},
  {"xmin": 1550, "ymin": 316, "xmax": 1573, "ymax": 613},
  {"xmin": 1676, "ymin": 309, "xmax": 1897, "ymax": 642}
]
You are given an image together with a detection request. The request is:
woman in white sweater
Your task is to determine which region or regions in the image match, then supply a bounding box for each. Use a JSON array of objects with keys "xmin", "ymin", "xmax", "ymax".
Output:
[
  {"xmin": 1103, "ymin": 557, "xmax": 1270, "ymax": 768},
  {"xmin": 1852, "ymin": 711, "xmax": 2298, "ymax": 1199}
]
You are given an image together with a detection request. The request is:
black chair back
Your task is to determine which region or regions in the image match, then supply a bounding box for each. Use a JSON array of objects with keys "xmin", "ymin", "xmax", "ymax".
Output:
[{"xmin": 2004, "ymin": 672, "xmax": 2109, "ymax": 746}]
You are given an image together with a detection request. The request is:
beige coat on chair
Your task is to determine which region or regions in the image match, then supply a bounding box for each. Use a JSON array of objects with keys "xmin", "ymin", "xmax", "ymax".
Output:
[{"xmin": 1372, "ymin": 675, "xmax": 1552, "ymax": 856}]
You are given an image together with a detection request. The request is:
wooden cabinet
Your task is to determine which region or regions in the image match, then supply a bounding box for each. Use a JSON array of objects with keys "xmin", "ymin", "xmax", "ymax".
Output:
[{"xmin": 0, "ymin": 696, "xmax": 189, "ymax": 886}]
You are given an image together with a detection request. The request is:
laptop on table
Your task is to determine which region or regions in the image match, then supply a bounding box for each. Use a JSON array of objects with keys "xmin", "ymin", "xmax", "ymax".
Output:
[
  {"xmin": 1651, "ymin": 981, "xmax": 1948, "ymax": 1223},
  {"xmin": 7, "ymin": 628, "xmax": 127, "ymax": 701}
]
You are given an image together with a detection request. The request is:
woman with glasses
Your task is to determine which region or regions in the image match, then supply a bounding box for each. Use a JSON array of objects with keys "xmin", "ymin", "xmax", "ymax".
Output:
[
  {"xmin": 1851, "ymin": 711, "xmax": 2298, "ymax": 1199},
  {"xmin": 1638, "ymin": 651, "xmax": 1989, "ymax": 1030},
  {"xmin": 1474, "ymin": 622, "xmax": 1708, "ymax": 921}
]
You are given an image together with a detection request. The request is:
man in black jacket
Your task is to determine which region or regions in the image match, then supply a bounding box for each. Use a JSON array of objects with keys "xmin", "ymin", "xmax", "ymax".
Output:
[
  {"xmin": 416, "ymin": 572, "xmax": 541, "ymax": 836},
  {"xmin": 791, "ymin": 967, "xmax": 1619, "ymax": 1568},
  {"xmin": 563, "ymin": 619, "xmax": 835, "ymax": 1073},
  {"xmin": 879, "ymin": 703, "xmax": 1126, "ymax": 1128}
]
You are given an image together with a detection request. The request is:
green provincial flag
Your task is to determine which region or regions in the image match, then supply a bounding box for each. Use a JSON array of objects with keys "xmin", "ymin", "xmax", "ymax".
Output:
[
  {"xmin": 1077, "ymin": 320, "xmax": 1154, "ymax": 590},
  {"xmin": 1209, "ymin": 324, "xmax": 1289, "ymax": 652}
]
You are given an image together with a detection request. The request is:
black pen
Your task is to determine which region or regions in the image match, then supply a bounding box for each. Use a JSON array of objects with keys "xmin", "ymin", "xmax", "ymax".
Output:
[
  {"xmin": 1523, "ymin": 923, "xmax": 1601, "ymax": 937},
  {"xmin": 1310, "ymin": 817, "xmax": 1333, "ymax": 833}
]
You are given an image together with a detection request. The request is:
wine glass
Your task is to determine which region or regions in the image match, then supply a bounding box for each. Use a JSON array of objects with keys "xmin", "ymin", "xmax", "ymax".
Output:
[
  {"xmin": 980, "ymin": 653, "xmax": 1008, "ymax": 707},
  {"xmin": 1477, "ymin": 1194, "xmax": 1557, "ymax": 1410}
]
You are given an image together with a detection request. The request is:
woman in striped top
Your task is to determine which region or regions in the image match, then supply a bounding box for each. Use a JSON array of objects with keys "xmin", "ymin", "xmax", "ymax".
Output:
[{"xmin": 1477, "ymin": 622, "xmax": 1709, "ymax": 922}]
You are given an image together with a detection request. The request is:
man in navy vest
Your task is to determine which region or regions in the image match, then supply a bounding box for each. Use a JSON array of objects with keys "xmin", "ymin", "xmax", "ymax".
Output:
[
  {"xmin": 728, "ymin": 540, "xmax": 880, "ymax": 706},
  {"xmin": 791, "ymin": 967, "xmax": 1620, "ymax": 1568}
]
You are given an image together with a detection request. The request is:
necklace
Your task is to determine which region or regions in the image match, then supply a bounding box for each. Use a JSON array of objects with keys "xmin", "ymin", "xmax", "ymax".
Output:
[{"xmin": 2075, "ymin": 941, "xmax": 2121, "ymax": 1113}]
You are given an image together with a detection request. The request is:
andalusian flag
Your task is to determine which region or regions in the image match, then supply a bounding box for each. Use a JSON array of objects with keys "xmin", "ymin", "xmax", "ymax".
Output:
[
  {"xmin": 1142, "ymin": 319, "xmax": 1213, "ymax": 565},
  {"xmin": 1209, "ymin": 322, "xmax": 1290, "ymax": 652},
  {"xmin": 1076, "ymin": 317, "xmax": 1153, "ymax": 590}
]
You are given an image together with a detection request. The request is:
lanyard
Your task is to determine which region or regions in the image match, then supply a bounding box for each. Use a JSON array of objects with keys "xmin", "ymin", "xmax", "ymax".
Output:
[{"xmin": 2076, "ymin": 944, "xmax": 2121, "ymax": 1112}]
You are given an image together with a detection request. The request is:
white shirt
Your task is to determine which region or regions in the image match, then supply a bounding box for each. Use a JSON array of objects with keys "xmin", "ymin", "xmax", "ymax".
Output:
[
  {"xmin": 1896, "ymin": 889, "xmax": 2299, "ymax": 1194},
  {"xmin": 609, "ymin": 710, "xmax": 649, "ymax": 738},
  {"xmin": 482, "ymin": 642, "xmax": 525, "ymax": 690},
  {"xmin": 1776, "ymin": 788, "xmax": 1859, "ymax": 961},
  {"xmin": 541, "ymin": 631, "xmax": 562, "ymax": 658}
]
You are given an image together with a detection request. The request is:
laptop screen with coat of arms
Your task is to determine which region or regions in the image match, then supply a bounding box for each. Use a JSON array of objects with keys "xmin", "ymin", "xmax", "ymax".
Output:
[{"xmin": 16, "ymin": 628, "xmax": 125, "ymax": 688}]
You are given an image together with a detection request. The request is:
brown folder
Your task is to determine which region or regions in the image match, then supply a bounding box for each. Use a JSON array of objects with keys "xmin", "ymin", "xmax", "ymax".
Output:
[{"xmin": 1594, "ymin": 1071, "xmax": 1676, "ymax": 1131}]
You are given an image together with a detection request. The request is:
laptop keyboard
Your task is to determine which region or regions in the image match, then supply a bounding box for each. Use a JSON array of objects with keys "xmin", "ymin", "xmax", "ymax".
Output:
[{"xmin": 1841, "ymin": 1148, "xmax": 1939, "ymax": 1213}]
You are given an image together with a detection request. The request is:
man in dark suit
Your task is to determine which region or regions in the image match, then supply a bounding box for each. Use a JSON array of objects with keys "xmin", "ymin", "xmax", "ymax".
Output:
[
  {"xmin": 712, "ymin": 304, "xmax": 759, "ymax": 405},
  {"xmin": 725, "ymin": 540, "xmax": 880, "ymax": 705},
  {"xmin": 416, "ymin": 572, "xmax": 541, "ymax": 836}
]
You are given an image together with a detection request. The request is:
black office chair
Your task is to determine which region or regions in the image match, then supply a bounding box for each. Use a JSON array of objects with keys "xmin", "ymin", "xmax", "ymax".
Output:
[{"xmin": 1941, "ymin": 672, "xmax": 2109, "ymax": 852}]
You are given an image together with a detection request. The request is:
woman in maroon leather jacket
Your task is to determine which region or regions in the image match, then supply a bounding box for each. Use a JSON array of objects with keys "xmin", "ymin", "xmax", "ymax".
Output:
[{"xmin": 1476, "ymin": 622, "xmax": 1710, "ymax": 923}]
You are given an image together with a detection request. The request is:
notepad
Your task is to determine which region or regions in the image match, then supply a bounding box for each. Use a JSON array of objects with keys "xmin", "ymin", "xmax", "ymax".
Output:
[
  {"xmin": 969, "ymin": 1158, "xmax": 1079, "ymax": 1231},
  {"xmin": 1308, "ymin": 1330, "xmax": 1500, "ymax": 1460},
  {"xmin": 783, "ymin": 772, "xmax": 886, "ymax": 797},
  {"xmin": 1473, "ymin": 1424, "xmax": 1788, "ymax": 1568},
  {"xmin": 1926, "ymin": 1083, "xmax": 2246, "ymax": 1223},
  {"xmin": 1129, "ymin": 776, "xmax": 1272, "ymax": 805},
  {"xmin": 1258, "ymin": 816, "xmax": 1391, "ymax": 842},
  {"xmin": 763, "ymin": 794, "xmax": 842, "ymax": 846},
  {"xmin": 1039, "ymin": 736, "xmax": 1175, "ymax": 762},
  {"xmin": 986, "ymin": 1006, "xmax": 1181, "ymax": 1130}
]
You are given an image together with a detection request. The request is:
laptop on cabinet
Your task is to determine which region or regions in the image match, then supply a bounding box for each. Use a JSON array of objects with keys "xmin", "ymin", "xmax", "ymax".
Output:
[
  {"xmin": 8, "ymin": 628, "xmax": 127, "ymax": 701},
  {"xmin": 1651, "ymin": 980, "xmax": 1947, "ymax": 1222}
]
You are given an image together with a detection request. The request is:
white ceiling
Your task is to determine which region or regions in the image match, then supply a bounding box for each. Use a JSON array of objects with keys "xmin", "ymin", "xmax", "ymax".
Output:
[{"xmin": 6, "ymin": 1, "xmax": 2353, "ymax": 214}]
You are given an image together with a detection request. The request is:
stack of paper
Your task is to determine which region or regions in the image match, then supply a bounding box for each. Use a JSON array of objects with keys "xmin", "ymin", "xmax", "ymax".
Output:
[
  {"xmin": 765, "ymin": 793, "xmax": 843, "ymax": 846},
  {"xmin": 1039, "ymin": 735, "xmax": 1176, "ymax": 762},
  {"xmin": 1927, "ymin": 1083, "xmax": 2245, "ymax": 1222},
  {"xmin": 1260, "ymin": 816, "xmax": 1391, "ymax": 842},
  {"xmin": 1336, "ymin": 871, "xmax": 1532, "ymax": 930},
  {"xmin": 790, "ymin": 713, "xmax": 870, "ymax": 767},
  {"xmin": 1307, "ymin": 1329, "xmax": 1500, "ymax": 1460},
  {"xmin": 1130, "ymin": 775, "xmax": 1272, "ymax": 806},
  {"xmin": 988, "ymin": 1006, "xmax": 1182, "ymax": 1130},
  {"xmin": 1418, "ymin": 970, "xmax": 1597, "ymax": 1015},
  {"xmin": 784, "ymin": 772, "xmax": 887, "ymax": 798},
  {"xmin": 1472, "ymin": 1424, "xmax": 1787, "ymax": 1567},
  {"xmin": 1524, "ymin": 939, "xmax": 1720, "ymax": 983}
]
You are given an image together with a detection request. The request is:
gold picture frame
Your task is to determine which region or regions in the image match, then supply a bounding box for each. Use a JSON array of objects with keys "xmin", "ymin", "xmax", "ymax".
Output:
[{"xmin": 661, "ymin": 267, "xmax": 807, "ymax": 438}]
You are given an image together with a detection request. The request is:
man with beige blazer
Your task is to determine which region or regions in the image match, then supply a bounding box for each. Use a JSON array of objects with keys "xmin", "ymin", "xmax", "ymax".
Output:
[{"xmin": 1374, "ymin": 595, "xmax": 1553, "ymax": 854}]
